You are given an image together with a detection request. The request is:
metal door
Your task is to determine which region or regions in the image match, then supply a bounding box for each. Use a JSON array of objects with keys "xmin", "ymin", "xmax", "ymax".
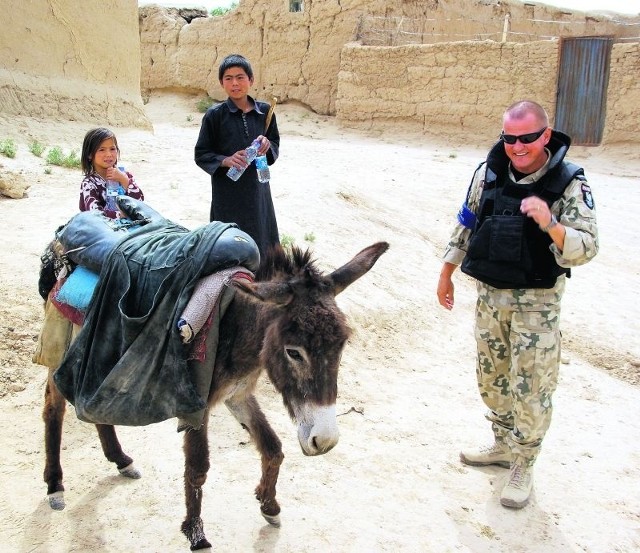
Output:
[{"xmin": 555, "ymin": 36, "xmax": 613, "ymax": 146}]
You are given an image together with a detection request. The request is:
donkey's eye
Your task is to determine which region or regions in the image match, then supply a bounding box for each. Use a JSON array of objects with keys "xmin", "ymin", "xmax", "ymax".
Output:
[{"xmin": 286, "ymin": 348, "xmax": 303, "ymax": 362}]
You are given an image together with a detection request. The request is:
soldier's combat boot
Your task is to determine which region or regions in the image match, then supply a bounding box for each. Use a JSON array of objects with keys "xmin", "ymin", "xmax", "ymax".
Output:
[
  {"xmin": 460, "ymin": 442, "xmax": 511, "ymax": 468},
  {"xmin": 500, "ymin": 461, "xmax": 534, "ymax": 509}
]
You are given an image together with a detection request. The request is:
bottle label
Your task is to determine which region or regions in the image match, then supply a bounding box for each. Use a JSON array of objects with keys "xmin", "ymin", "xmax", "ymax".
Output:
[
  {"xmin": 255, "ymin": 155, "xmax": 270, "ymax": 183},
  {"xmin": 106, "ymin": 181, "xmax": 120, "ymax": 210}
]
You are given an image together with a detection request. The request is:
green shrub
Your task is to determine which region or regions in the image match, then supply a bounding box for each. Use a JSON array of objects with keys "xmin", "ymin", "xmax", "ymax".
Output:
[
  {"xmin": 210, "ymin": 2, "xmax": 237, "ymax": 16},
  {"xmin": 304, "ymin": 232, "xmax": 316, "ymax": 243},
  {"xmin": 0, "ymin": 138, "xmax": 17, "ymax": 158},
  {"xmin": 196, "ymin": 96, "xmax": 215, "ymax": 113},
  {"xmin": 46, "ymin": 146, "xmax": 81, "ymax": 169},
  {"xmin": 29, "ymin": 140, "xmax": 46, "ymax": 157},
  {"xmin": 280, "ymin": 233, "xmax": 295, "ymax": 250},
  {"xmin": 63, "ymin": 149, "xmax": 81, "ymax": 168},
  {"xmin": 46, "ymin": 146, "xmax": 64, "ymax": 166}
]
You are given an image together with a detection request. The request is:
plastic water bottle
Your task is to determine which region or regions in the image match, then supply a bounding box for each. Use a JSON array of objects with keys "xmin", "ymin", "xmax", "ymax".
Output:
[
  {"xmin": 227, "ymin": 138, "xmax": 261, "ymax": 181},
  {"xmin": 255, "ymin": 155, "xmax": 270, "ymax": 183},
  {"xmin": 105, "ymin": 179, "xmax": 120, "ymax": 212},
  {"xmin": 106, "ymin": 165, "xmax": 126, "ymax": 212}
]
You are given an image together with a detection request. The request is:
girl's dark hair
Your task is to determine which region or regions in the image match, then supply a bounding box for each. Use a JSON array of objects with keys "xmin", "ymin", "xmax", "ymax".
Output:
[
  {"xmin": 81, "ymin": 127, "xmax": 119, "ymax": 175},
  {"xmin": 218, "ymin": 54, "xmax": 253, "ymax": 82}
]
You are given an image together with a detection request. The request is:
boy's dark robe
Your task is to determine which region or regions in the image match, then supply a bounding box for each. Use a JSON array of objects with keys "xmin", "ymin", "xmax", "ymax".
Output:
[{"xmin": 195, "ymin": 96, "xmax": 280, "ymax": 258}]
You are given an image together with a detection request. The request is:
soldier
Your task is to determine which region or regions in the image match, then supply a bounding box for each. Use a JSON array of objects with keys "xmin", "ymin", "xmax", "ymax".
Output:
[{"xmin": 437, "ymin": 100, "xmax": 598, "ymax": 508}]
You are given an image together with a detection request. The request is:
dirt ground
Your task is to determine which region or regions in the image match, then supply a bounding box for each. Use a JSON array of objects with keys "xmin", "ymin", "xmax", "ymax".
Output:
[{"xmin": 0, "ymin": 92, "xmax": 639, "ymax": 552}]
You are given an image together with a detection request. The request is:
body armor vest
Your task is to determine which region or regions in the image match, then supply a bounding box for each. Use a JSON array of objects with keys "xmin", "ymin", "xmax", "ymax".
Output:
[{"xmin": 461, "ymin": 161, "xmax": 583, "ymax": 289}]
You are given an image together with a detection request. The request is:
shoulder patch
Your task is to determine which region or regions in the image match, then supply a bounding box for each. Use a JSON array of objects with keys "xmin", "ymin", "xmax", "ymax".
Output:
[{"xmin": 581, "ymin": 183, "xmax": 595, "ymax": 209}]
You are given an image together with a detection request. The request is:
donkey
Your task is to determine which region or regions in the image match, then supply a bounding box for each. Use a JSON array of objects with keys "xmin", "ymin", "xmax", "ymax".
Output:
[{"xmin": 41, "ymin": 240, "xmax": 389, "ymax": 550}]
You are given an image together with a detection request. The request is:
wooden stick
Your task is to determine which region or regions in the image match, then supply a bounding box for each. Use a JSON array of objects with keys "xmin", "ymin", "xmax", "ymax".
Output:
[{"xmin": 264, "ymin": 95, "xmax": 278, "ymax": 133}]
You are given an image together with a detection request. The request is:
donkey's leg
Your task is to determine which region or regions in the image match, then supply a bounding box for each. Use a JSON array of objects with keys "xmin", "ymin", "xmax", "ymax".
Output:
[
  {"xmin": 39, "ymin": 306, "xmax": 81, "ymax": 510},
  {"xmin": 95, "ymin": 424, "xmax": 141, "ymax": 479},
  {"xmin": 225, "ymin": 394, "xmax": 284, "ymax": 526},
  {"xmin": 181, "ymin": 409, "xmax": 212, "ymax": 551},
  {"xmin": 43, "ymin": 369, "xmax": 67, "ymax": 510}
]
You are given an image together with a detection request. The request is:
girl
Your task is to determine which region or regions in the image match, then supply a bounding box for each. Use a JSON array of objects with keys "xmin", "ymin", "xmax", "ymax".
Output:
[{"xmin": 79, "ymin": 127, "xmax": 144, "ymax": 219}]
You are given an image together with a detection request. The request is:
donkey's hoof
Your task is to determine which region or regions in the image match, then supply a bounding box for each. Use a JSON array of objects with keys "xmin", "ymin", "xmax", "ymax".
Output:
[
  {"xmin": 48, "ymin": 491, "xmax": 65, "ymax": 510},
  {"xmin": 190, "ymin": 538, "xmax": 212, "ymax": 551},
  {"xmin": 118, "ymin": 462, "xmax": 142, "ymax": 479},
  {"xmin": 261, "ymin": 512, "xmax": 281, "ymax": 527},
  {"xmin": 182, "ymin": 516, "xmax": 211, "ymax": 550}
]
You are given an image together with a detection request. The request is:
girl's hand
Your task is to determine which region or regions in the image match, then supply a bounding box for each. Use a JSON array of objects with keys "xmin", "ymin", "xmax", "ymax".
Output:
[{"xmin": 106, "ymin": 166, "xmax": 129, "ymax": 187}]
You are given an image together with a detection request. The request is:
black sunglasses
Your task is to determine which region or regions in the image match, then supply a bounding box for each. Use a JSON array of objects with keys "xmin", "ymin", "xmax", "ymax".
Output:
[{"xmin": 500, "ymin": 127, "xmax": 547, "ymax": 145}]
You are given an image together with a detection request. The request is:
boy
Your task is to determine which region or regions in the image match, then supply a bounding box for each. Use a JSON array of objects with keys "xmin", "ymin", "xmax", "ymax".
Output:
[{"xmin": 194, "ymin": 54, "xmax": 280, "ymax": 259}]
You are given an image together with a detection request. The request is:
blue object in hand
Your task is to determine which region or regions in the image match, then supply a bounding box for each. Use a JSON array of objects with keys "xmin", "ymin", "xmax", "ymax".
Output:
[{"xmin": 255, "ymin": 155, "xmax": 270, "ymax": 183}]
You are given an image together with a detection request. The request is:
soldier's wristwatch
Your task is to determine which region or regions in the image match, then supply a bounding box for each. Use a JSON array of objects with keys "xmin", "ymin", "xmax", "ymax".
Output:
[{"xmin": 540, "ymin": 214, "xmax": 558, "ymax": 233}]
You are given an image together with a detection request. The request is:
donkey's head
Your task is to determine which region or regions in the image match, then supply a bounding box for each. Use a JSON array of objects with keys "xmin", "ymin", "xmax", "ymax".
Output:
[{"xmin": 233, "ymin": 241, "xmax": 388, "ymax": 456}]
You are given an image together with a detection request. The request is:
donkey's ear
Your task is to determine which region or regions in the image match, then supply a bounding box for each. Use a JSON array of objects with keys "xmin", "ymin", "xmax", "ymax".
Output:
[
  {"xmin": 328, "ymin": 241, "xmax": 389, "ymax": 296},
  {"xmin": 232, "ymin": 279, "xmax": 293, "ymax": 306}
]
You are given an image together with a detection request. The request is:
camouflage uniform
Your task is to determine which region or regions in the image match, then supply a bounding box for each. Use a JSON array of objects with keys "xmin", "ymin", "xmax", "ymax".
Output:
[{"xmin": 444, "ymin": 150, "xmax": 598, "ymax": 465}]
